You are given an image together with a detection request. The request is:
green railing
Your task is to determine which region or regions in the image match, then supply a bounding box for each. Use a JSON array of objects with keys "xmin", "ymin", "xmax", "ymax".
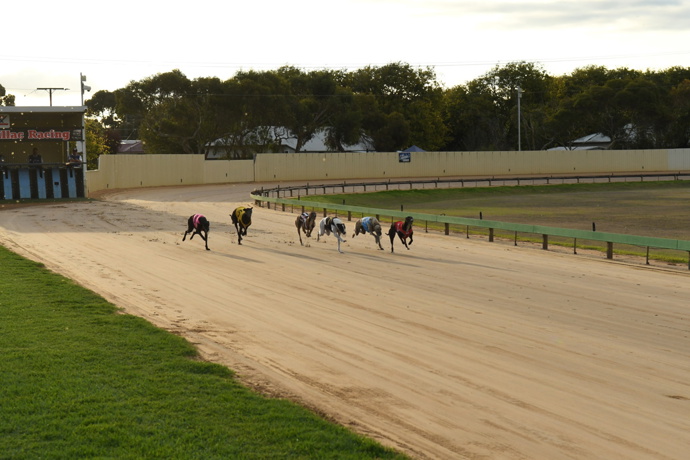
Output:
[{"xmin": 251, "ymin": 191, "xmax": 690, "ymax": 270}]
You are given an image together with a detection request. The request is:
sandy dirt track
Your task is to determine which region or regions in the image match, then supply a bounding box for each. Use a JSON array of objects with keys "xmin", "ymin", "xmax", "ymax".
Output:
[{"xmin": 1, "ymin": 182, "xmax": 689, "ymax": 459}]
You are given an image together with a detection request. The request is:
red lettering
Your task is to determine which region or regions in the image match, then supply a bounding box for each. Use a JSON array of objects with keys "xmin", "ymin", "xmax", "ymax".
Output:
[
  {"xmin": 0, "ymin": 130, "xmax": 24, "ymax": 140},
  {"xmin": 27, "ymin": 130, "xmax": 70, "ymax": 141}
]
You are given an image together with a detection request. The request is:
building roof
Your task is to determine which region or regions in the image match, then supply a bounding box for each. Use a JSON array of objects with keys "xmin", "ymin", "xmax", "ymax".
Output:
[
  {"xmin": 281, "ymin": 131, "xmax": 372, "ymax": 153},
  {"xmin": 207, "ymin": 127, "xmax": 374, "ymax": 153},
  {"xmin": 547, "ymin": 132, "xmax": 612, "ymax": 151},
  {"xmin": 117, "ymin": 140, "xmax": 146, "ymax": 154},
  {"xmin": 0, "ymin": 106, "xmax": 87, "ymax": 113}
]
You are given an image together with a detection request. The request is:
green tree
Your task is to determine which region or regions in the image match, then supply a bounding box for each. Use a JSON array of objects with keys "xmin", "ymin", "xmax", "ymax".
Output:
[
  {"xmin": 115, "ymin": 70, "xmax": 226, "ymax": 155},
  {"xmin": 84, "ymin": 118, "xmax": 111, "ymax": 169},
  {"xmin": 215, "ymin": 70, "xmax": 292, "ymax": 158},
  {"xmin": 0, "ymin": 84, "xmax": 15, "ymax": 106},
  {"xmin": 666, "ymin": 79, "xmax": 690, "ymax": 147},
  {"xmin": 443, "ymin": 62, "xmax": 551, "ymax": 151},
  {"xmin": 347, "ymin": 62, "xmax": 446, "ymax": 151},
  {"xmin": 86, "ymin": 90, "xmax": 119, "ymax": 129},
  {"xmin": 278, "ymin": 67, "xmax": 356, "ymax": 152}
]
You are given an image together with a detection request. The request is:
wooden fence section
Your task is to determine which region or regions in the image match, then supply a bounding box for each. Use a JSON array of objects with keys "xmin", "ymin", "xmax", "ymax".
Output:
[{"xmin": 250, "ymin": 177, "xmax": 690, "ymax": 269}]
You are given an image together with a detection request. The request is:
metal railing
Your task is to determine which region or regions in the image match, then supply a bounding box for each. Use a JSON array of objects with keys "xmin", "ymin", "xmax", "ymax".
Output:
[
  {"xmin": 250, "ymin": 175, "xmax": 690, "ymax": 269},
  {"xmin": 251, "ymin": 172, "xmax": 690, "ymax": 199}
]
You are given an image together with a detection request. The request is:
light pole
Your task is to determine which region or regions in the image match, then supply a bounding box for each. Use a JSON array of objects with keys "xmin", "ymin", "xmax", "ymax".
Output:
[
  {"xmin": 517, "ymin": 86, "xmax": 522, "ymax": 151},
  {"xmin": 79, "ymin": 73, "xmax": 90, "ymax": 173},
  {"xmin": 80, "ymin": 73, "xmax": 91, "ymax": 105}
]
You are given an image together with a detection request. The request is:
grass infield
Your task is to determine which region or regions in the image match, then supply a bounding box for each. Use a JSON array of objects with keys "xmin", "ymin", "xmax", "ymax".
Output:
[
  {"xmin": 0, "ymin": 246, "xmax": 406, "ymax": 459},
  {"xmin": 310, "ymin": 180, "xmax": 690, "ymax": 264}
]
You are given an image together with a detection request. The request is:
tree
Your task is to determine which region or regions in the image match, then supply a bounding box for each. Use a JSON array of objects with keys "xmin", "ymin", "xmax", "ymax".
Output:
[
  {"xmin": 0, "ymin": 84, "xmax": 15, "ymax": 106},
  {"xmin": 442, "ymin": 84, "xmax": 502, "ymax": 151},
  {"xmin": 84, "ymin": 118, "xmax": 114, "ymax": 169},
  {"xmin": 666, "ymin": 79, "xmax": 690, "ymax": 147},
  {"xmin": 85, "ymin": 90, "xmax": 119, "ymax": 128},
  {"xmin": 114, "ymin": 70, "xmax": 228, "ymax": 155},
  {"xmin": 443, "ymin": 62, "xmax": 552, "ymax": 151},
  {"xmin": 278, "ymin": 67, "xmax": 353, "ymax": 152},
  {"xmin": 347, "ymin": 62, "xmax": 446, "ymax": 150}
]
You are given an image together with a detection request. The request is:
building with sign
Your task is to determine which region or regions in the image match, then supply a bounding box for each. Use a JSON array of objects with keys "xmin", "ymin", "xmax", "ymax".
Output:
[{"xmin": 0, "ymin": 106, "xmax": 87, "ymax": 200}]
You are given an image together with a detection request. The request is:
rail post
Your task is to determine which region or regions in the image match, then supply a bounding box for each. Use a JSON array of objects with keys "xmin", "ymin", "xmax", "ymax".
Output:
[{"xmin": 542, "ymin": 234, "xmax": 548, "ymax": 250}]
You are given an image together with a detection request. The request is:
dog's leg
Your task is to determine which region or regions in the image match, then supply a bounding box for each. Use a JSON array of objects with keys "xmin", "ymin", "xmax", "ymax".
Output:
[
  {"xmin": 317, "ymin": 221, "xmax": 324, "ymax": 241},
  {"xmin": 234, "ymin": 223, "xmax": 242, "ymax": 245},
  {"xmin": 202, "ymin": 231, "xmax": 210, "ymax": 250},
  {"xmin": 183, "ymin": 221, "xmax": 194, "ymax": 242}
]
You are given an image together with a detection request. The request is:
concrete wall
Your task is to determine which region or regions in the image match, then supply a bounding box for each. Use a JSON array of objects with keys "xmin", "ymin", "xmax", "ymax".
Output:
[
  {"xmin": 86, "ymin": 155, "xmax": 254, "ymax": 194},
  {"xmin": 253, "ymin": 149, "xmax": 686, "ymax": 181},
  {"xmin": 85, "ymin": 149, "xmax": 690, "ymax": 195}
]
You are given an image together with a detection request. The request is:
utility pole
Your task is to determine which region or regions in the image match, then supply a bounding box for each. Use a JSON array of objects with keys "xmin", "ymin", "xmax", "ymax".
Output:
[
  {"xmin": 79, "ymin": 73, "xmax": 90, "ymax": 173},
  {"xmin": 517, "ymin": 86, "xmax": 522, "ymax": 151},
  {"xmin": 37, "ymin": 87, "xmax": 68, "ymax": 106}
]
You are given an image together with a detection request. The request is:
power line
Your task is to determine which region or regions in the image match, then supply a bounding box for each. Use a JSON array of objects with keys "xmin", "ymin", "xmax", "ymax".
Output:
[{"xmin": 1, "ymin": 50, "xmax": 689, "ymax": 71}]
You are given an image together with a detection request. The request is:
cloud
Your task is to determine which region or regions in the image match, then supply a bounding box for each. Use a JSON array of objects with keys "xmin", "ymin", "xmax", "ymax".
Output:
[{"xmin": 425, "ymin": 0, "xmax": 690, "ymax": 32}]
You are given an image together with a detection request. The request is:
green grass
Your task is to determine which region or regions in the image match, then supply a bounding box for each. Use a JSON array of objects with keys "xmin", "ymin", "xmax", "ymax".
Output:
[
  {"xmin": 0, "ymin": 246, "xmax": 407, "ymax": 459},
  {"xmin": 306, "ymin": 180, "xmax": 690, "ymax": 264}
]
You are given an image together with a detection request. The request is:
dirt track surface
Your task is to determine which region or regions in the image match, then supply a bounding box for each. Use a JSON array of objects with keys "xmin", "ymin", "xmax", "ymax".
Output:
[{"xmin": 1, "ymin": 183, "xmax": 689, "ymax": 459}]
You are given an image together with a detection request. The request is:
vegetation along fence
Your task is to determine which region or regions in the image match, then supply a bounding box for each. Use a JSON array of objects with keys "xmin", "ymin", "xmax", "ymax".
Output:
[{"xmin": 250, "ymin": 174, "xmax": 690, "ymax": 269}]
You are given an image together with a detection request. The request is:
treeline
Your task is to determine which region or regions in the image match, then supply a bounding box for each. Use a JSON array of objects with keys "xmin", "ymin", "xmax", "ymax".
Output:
[{"xmin": 83, "ymin": 61, "xmax": 690, "ymax": 161}]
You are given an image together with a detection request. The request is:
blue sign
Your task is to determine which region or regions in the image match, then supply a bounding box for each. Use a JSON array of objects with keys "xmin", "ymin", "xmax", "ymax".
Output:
[{"xmin": 399, "ymin": 152, "xmax": 411, "ymax": 163}]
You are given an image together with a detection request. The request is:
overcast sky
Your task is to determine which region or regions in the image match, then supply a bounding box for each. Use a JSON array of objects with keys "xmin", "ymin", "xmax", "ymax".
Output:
[{"xmin": 3, "ymin": 0, "xmax": 689, "ymax": 106}]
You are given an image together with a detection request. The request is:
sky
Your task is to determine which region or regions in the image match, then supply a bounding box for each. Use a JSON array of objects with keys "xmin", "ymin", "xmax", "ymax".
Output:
[{"xmin": 3, "ymin": 0, "xmax": 689, "ymax": 107}]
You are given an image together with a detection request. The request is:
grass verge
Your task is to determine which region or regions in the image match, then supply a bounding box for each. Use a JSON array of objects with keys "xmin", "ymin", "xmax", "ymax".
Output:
[{"xmin": 0, "ymin": 246, "xmax": 406, "ymax": 459}]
